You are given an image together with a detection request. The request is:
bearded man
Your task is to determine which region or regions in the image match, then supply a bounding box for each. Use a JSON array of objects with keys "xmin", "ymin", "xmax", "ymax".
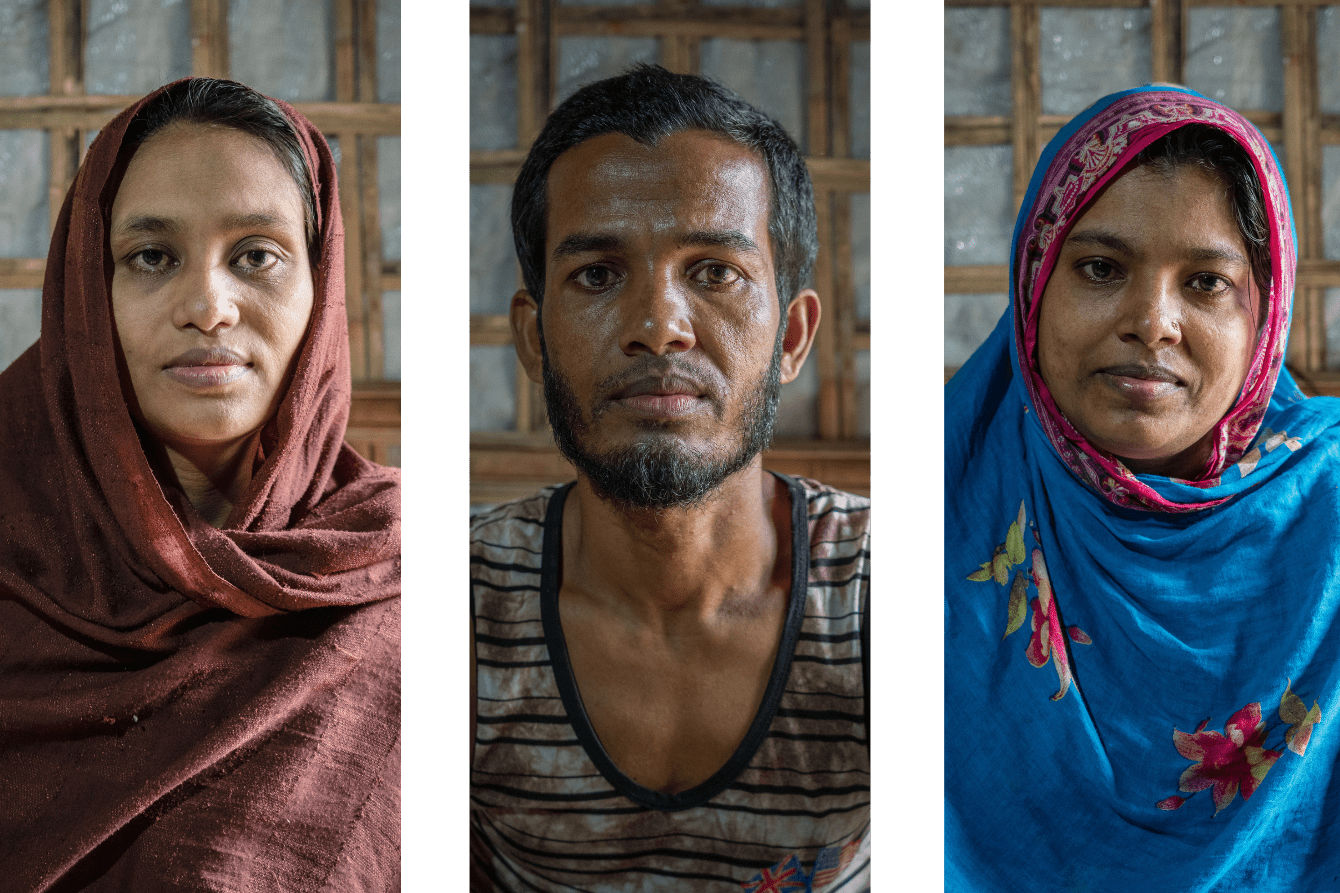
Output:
[{"xmin": 470, "ymin": 64, "xmax": 870, "ymax": 893}]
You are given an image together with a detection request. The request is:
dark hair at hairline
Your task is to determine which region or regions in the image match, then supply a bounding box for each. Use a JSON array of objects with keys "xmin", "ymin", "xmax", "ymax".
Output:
[
  {"xmin": 124, "ymin": 78, "xmax": 319, "ymax": 263},
  {"xmin": 1132, "ymin": 123, "xmax": 1270, "ymax": 297},
  {"xmin": 511, "ymin": 63, "xmax": 818, "ymax": 312}
]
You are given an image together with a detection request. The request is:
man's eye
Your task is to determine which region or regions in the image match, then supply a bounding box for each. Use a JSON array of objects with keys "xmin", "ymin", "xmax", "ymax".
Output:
[
  {"xmin": 693, "ymin": 263, "xmax": 741, "ymax": 286},
  {"xmin": 575, "ymin": 265, "xmax": 618, "ymax": 289}
]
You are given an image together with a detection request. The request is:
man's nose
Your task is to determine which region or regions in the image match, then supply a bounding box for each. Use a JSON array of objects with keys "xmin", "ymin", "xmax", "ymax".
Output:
[{"xmin": 619, "ymin": 271, "xmax": 695, "ymax": 356}]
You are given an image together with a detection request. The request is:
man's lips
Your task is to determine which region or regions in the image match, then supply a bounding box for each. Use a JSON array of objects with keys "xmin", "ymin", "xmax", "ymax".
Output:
[
  {"xmin": 610, "ymin": 374, "xmax": 705, "ymax": 400},
  {"xmin": 162, "ymin": 347, "xmax": 250, "ymax": 387},
  {"xmin": 608, "ymin": 373, "xmax": 710, "ymax": 417}
]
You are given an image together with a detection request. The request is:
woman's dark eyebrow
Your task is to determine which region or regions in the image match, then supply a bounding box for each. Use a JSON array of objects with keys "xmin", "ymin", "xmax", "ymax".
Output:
[
  {"xmin": 1186, "ymin": 245, "xmax": 1249, "ymax": 265},
  {"xmin": 1065, "ymin": 228, "xmax": 1247, "ymax": 265},
  {"xmin": 113, "ymin": 212, "xmax": 290, "ymax": 237},
  {"xmin": 115, "ymin": 214, "xmax": 181, "ymax": 236},
  {"xmin": 1063, "ymin": 229, "xmax": 1134, "ymax": 255}
]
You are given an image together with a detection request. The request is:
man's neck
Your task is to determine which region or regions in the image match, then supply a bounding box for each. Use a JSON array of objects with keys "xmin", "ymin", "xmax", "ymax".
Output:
[{"xmin": 561, "ymin": 459, "xmax": 791, "ymax": 622}]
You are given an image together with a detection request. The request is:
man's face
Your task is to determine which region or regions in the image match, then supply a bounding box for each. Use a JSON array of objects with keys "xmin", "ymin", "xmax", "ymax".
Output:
[{"xmin": 533, "ymin": 130, "xmax": 786, "ymax": 509}]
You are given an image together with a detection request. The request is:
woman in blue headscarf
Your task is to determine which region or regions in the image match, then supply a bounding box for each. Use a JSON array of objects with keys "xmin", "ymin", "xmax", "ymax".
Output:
[{"xmin": 945, "ymin": 85, "xmax": 1340, "ymax": 890}]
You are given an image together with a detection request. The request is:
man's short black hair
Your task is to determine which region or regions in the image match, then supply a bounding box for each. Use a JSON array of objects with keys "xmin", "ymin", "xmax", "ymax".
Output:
[{"xmin": 511, "ymin": 63, "xmax": 818, "ymax": 311}]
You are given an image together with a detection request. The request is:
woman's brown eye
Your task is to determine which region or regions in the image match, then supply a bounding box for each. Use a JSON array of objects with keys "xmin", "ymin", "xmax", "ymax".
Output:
[
  {"xmin": 1191, "ymin": 274, "xmax": 1227, "ymax": 293},
  {"xmin": 130, "ymin": 249, "xmax": 173, "ymax": 273},
  {"xmin": 136, "ymin": 249, "xmax": 167, "ymax": 269},
  {"xmin": 1081, "ymin": 260, "xmax": 1114, "ymax": 281}
]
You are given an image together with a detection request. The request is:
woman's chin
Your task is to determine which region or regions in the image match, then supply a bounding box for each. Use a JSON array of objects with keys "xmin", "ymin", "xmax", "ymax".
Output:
[
  {"xmin": 1107, "ymin": 441, "xmax": 1209, "ymax": 479},
  {"xmin": 146, "ymin": 420, "xmax": 266, "ymax": 469}
]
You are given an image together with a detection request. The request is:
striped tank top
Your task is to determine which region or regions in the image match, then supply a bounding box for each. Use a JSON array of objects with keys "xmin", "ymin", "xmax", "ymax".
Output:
[{"xmin": 471, "ymin": 473, "xmax": 870, "ymax": 892}]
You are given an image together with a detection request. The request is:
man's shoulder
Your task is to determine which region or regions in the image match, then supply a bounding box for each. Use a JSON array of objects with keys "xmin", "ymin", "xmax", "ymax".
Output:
[
  {"xmin": 787, "ymin": 475, "xmax": 870, "ymax": 523},
  {"xmin": 469, "ymin": 484, "xmax": 569, "ymax": 547},
  {"xmin": 471, "ymin": 486, "xmax": 569, "ymax": 610},
  {"xmin": 783, "ymin": 474, "xmax": 870, "ymax": 560}
]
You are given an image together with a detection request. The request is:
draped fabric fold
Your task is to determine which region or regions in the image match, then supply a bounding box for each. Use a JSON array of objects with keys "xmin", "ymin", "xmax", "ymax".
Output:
[
  {"xmin": 946, "ymin": 86, "xmax": 1340, "ymax": 890},
  {"xmin": 0, "ymin": 80, "xmax": 400, "ymax": 891}
]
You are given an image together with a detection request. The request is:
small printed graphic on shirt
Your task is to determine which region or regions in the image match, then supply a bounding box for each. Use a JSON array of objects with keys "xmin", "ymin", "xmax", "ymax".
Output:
[
  {"xmin": 741, "ymin": 840, "xmax": 861, "ymax": 892},
  {"xmin": 741, "ymin": 855, "xmax": 806, "ymax": 893},
  {"xmin": 809, "ymin": 839, "xmax": 862, "ymax": 890}
]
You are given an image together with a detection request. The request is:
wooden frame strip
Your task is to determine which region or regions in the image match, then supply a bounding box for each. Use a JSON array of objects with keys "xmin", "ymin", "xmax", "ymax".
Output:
[
  {"xmin": 945, "ymin": 265, "xmax": 1011, "ymax": 295},
  {"xmin": 189, "ymin": 0, "xmax": 229, "ymax": 78},
  {"xmin": 1282, "ymin": 5, "xmax": 1321, "ymax": 368},
  {"xmin": 1149, "ymin": 0, "xmax": 1183, "ymax": 84},
  {"xmin": 357, "ymin": 0, "xmax": 385, "ymax": 382},
  {"xmin": 813, "ymin": 190, "xmax": 839, "ymax": 439},
  {"xmin": 516, "ymin": 0, "xmax": 552, "ymax": 149},
  {"xmin": 0, "ymin": 98, "xmax": 398, "ymax": 135},
  {"xmin": 832, "ymin": 191, "xmax": 857, "ymax": 438},
  {"xmin": 1010, "ymin": 2, "xmax": 1040, "ymax": 212},
  {"xmin": 805, "ymin": 0, "xmax": 830, "ymax": 158},
  {"xmin": 947, "ymin": 0, "xmax": 1324, "ymax": 6},
  {"xmin": 48, "ymin": 0, "xmax": 84, "ymax": 238}
]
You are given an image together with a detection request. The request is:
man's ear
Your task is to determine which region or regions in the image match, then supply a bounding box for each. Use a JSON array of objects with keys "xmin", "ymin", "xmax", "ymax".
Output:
[
  {"xmin": 778, "ymin": 289, "xmax": 821, "ymax": 384},
  {"xmin": 510, "ymin": 289, "xmax": 545, "ymax": 385}
]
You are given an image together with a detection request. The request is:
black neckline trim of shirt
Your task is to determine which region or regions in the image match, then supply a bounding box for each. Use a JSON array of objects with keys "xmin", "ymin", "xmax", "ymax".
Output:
[{"xmin": 539, "ymin": 472, "xmax": 811, "ymax": 813}]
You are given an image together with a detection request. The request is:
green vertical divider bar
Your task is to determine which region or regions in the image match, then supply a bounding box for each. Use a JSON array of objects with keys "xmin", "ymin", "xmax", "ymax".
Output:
[
  {"xmin": 873, "ymin": 3, "xmax": 948, "ymax": 884},
  {"xmin": 396, "ymin": 0, "xmax": 466, "ymax": 884}
]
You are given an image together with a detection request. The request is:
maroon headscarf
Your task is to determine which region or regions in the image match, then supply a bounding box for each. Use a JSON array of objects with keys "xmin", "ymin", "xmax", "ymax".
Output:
[{"xmin": 0, "ymin": 80, "xmax": 400, "ymax": 890}]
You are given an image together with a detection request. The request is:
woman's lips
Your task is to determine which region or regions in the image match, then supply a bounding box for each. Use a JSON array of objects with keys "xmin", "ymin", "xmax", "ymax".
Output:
[
  {"xmin": 163, "ymin": 364, "xmax": 249, "ymax": 387},
  {"xmin": 1097, "ymin": 364, "xmax": 1181, "ymax": 401},
  {"xmin": 162, "ymin": 347, "xmax": 250, "ymax": 388}
]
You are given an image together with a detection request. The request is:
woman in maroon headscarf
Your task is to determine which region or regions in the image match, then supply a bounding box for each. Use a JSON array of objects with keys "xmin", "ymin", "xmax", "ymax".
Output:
[{"xmin": 0, "ymin": 78, "xmax": 400, "ymax": 891}]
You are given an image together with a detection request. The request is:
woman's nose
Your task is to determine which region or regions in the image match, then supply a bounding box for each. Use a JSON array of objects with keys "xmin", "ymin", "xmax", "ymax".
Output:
[
  {"xmin": 1118, "ymin": 276, "xmax": 1183, "ymax": 349},
  {"xmin": 618, "ymin": 272, "xmax": 696, "ymax": 356},
  {"xmin": 172, "ymin": 264, "xmax": 240, "ymax": 334}
]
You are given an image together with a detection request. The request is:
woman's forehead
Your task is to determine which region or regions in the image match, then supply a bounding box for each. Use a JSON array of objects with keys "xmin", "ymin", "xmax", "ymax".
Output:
[
  {"xmin": 1063, "ymin": 165, "xmax": 1243, "ymax": 251},
  {"xmin": 111, "ymin": 123, "xmax": 306, "ymax": 234}
]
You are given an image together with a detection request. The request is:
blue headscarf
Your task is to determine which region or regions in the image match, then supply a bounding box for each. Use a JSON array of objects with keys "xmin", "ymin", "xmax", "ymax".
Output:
[{"xmin": 945, "ymin": 86, "xmax": 1340, "ymax": 890}]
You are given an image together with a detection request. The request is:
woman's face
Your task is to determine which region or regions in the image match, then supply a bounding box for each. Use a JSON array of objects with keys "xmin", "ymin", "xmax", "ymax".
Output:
[
  {"xmin": 1036, "ymin": 164, "xmax": 1258, "ymax": 479},
  {"xmin": 109, "ymin": 123, "xmax": 314, "ymax": 464}
]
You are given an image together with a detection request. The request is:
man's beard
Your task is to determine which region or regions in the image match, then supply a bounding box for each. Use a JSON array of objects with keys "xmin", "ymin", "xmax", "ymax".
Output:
[{"xmin": 541, "ymin": 331, "xmax": 783, "ymax": 511}]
